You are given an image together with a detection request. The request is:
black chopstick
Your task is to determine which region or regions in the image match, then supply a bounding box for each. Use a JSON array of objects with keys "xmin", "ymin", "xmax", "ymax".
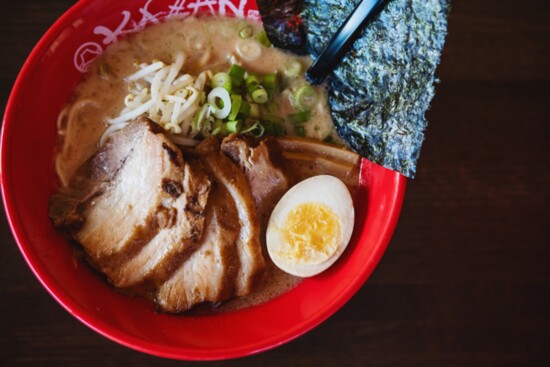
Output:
[{"xmin": 306, "ymin": 0, "xmax": 389, "ymax": 85}]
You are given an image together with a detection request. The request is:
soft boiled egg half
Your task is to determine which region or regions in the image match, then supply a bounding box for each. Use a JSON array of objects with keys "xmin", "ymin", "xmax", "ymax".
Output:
[{"xmin": 266, "ymin": 175, "xmax": 355, "ymax": 277}]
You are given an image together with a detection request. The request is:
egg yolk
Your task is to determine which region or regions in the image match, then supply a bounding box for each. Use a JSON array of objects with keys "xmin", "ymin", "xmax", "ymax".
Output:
[{"xmin": 277, "ymin": 203, "xmax": 340, "ymax": 265}]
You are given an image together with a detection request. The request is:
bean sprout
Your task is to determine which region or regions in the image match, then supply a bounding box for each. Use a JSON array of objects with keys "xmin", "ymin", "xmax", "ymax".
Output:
[{"xmin": 101, "ymin": 51, "xmax": 211, "ymax": 145}]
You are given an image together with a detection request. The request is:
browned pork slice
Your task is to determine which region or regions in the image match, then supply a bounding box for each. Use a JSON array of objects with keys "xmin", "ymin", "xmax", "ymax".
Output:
[
  {"xmin": 106, "ymin": 158, "xmax": 210, "ymax": 289},
  {"xmin": 49, "ymin": 118, "xmax": 211, "ymax": 288},
  {"xmin": 221, "ymin": 135, "xmax": 292, "ymax": 227},
  {"xmin": 195, "ymin": 138, "xmax": 266, "ymax": 296},
  {"xmin": 221, "ymin": 136, "xmax": 361, "ymax": 211},
  {"xmin": 156, "ymin": 183, "xmax": 240, "ymax": 312}
]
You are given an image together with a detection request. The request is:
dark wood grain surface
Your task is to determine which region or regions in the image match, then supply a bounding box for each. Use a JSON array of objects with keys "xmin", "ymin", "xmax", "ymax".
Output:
[{"xmin": 1, "ymin": 1, "xmax": 548, "ymax": 366}]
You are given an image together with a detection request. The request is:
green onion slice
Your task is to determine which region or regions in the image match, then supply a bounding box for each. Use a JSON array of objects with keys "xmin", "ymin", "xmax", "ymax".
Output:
[
  {"xmin": 284, "ymin": 60, "xmax": 302, "ymax": 77},
  {"xmin": 238, "ymin": 100, "xmax": 251, "ymax": 118},
  {"xmin": 251, "ymin": 88, "xmax": 268, "ymax": 104},
  {"xmin": 193, "ymin": 103, "xmax": 210, "ymax": 130},
  {"xmin": 225, "ymin": 120, "xmax": 242, "ymax": 134},
  {"xmin": 207, "ymin": 87, "xmax": 231, "ymax": 119},
  {"xmin": 245, "ymin": 74, "xmax": 261, "ymax": 93},
  {"xmin": 295, "ymin": 85, "xmax": 317, "ymax": 111},
  {"xmin": 241, "ymin": 121, "xmax": 265, "ymax": 137},
  {"xmin": 239, "ymin": 25, "xmax": 253, "ymax": 39},
  {"xmin": 212, "ymin": 72, "xmax": 231, "ymax": 92},
  {"xmin": 229, "ymin": 94, "xmax": 242, "ymax": 121},
  {"xmin": 262, "ymin": 73, "xmax": 278, "ymax": 90},
  {"xmin": 200, "ymin": 117, "xmax": 215, "ymax": 136},
  {"xmin": 228, "ymin": 64, "xmax": 246, "ymax": 87}
]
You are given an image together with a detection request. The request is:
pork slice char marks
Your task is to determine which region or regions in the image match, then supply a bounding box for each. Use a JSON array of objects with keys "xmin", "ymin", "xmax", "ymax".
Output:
[
  {"xmin": 195, "ymin": 138, "xmax": 266, "ymax": 297},
  {"xmin": 49, "ymin": 118, "xmax": 211, "ymax": 289},
  {"xmin": 156, "ymin": 182, "xmax": 240, "ymax": 313}
]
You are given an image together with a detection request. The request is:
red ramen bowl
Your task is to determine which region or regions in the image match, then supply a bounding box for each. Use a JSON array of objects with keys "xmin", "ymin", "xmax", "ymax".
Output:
[{"xmin": 1, "ymin": 0, "xmax": 406, "ymax": 360}]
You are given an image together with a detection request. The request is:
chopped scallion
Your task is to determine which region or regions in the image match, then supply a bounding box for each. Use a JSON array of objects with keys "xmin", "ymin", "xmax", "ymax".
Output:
[
  {"xmin": 251, "ymin": 88, "xmax": 268, "ymax": 104},
  {"xmin": 200, "ymin": 117, "xmax": 215, "ymax": 136},
  {"xmin": 284, "ymin": 60, "xmax": 302, "ymax": 77},
  {"xmin": 295, "ymin": 125, "xmax": 305, "ymax": 137},
  {"xmin": 207, "ymin": 87, "xmax": 231, "ymax": 119},
  {"xmin": 212, "ymin": 72, "xmax": 231, "ymax": 92},
  {"xmin": 193, "ymin": 104, "xmax": 210, "ymax": 130},
  {"xmin": 225, "ymin": 120, "xmax": 242, "ymax": 134},
  {"xmin": 229, "ymin": 94, "xmax": 242, "ymax": 121},
  {"xmin": 238, "ymin": 100, "xmax": 251, "ymax": 118},
  {"xmin": 241, "ymin": 121, "xmax": 265, "ymax": 137},
  {"xmin": 245, "ymin": 74, "xmax": 261, "ymax": 93},
  {"xmin": 262, "ymin": 73, "xmax": 278, "ymax": 91},
  {"xmin": 228, "ymin": 64, "xmax": 246, "ymax": 87},
  {"xmin": 295, "ymin": 85, "xmax": 317, "ymax": 111},
  {"xmin": 239, "ymin": 25, "xmax": 253, "ymax": 39}
]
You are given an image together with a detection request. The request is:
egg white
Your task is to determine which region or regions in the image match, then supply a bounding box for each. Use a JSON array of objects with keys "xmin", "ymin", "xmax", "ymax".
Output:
[{"xmin": 266, "ymin": 175, "xmax": 355, "ymax": 277}]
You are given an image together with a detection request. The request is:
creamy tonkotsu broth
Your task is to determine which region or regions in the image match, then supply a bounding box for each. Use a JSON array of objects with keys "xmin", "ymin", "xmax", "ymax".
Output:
[
  {"xmin": 54, "ymin": 16, "xmax": 342, "ymax": 312},
  {"xmin": 56, "ymin": 16, "xmax": 338, "ymax": 187}
]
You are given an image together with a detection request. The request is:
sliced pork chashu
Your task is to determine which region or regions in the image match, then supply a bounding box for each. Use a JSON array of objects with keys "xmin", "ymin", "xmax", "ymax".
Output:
[
  {"xmin": 195, "ymin": 138, "xmax": 266, "ymax": 297},
  {"xmin": 49, "ymin": 118, "xmax": 211, "ymax": 288},
  {"xmin": 221, "ymin": 135, "xmax": 361, "ymax": 216},
  {"xmin": 221, "ymin": 135, "xmax": 292, "ymax": 227},
  {"xmin": 108, "ymin": 158, "xmax": 210, "ymax": 289},
  {"xmin": 156, "ymin": 138, "xmax": 267, "ymax": 312},
  {"xmin": 156, "ymin": 181, "xmax": 240, "ymax": 312}
]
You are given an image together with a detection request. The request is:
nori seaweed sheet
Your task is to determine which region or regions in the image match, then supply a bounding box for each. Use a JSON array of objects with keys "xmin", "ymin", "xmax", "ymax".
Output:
[{"xmin": 258, "ymin": 0, "xmax": 450, "ymax": 178}]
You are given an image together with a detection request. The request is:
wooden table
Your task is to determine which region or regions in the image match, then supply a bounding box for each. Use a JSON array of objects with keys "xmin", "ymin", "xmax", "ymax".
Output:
[{"xmin": 1, "ymin": 1, "xmax": 548, "ymax": 366}]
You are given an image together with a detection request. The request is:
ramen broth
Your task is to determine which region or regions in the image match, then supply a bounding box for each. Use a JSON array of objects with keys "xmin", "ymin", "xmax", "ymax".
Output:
[{"xmin": 55, "ymin": 16, "xmax": 339, "ymax": 312}]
